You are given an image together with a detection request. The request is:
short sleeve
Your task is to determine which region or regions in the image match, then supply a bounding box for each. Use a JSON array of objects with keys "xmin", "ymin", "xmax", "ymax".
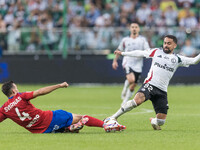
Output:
[
  {"xmin": 0, "ymin": 109, "xmax": 7, "ymax": 122},
  {"xmin": 19, "ymin": 92, "xmax": 34, "ymax": 101}
]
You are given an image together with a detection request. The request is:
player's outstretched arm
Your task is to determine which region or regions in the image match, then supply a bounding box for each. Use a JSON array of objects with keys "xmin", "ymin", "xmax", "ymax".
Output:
[
  {"xmin": 190, "ymin": 53, "xmax": 200, "ymax": 64},
  {"xmin": 180, "ymin": 53, "xmax": 200, "ymax": 66},
  {"xmin": 33, "ymin": 82, "xmax": 69, "ymax": 98},
  {"xmin": 114, "ymin": 50, "xmax": 148, "ymax": 58}
]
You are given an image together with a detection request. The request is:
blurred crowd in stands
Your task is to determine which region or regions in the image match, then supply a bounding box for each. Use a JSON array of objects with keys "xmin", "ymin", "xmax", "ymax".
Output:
[{"xmin": 0, "ymin": 0, "xmax": 200, "ymax": 56}]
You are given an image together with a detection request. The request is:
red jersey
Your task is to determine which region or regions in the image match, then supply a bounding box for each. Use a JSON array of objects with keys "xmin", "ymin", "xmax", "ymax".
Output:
[{"xmin": 0, "ymin": 92, "xmax": 53, "ymax": 133}]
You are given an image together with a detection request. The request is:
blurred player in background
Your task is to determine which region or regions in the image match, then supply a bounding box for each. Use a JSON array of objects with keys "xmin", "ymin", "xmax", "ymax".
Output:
[
  {"xmin": 0, "ymin": 81, "xmax": 126, "ymax": 133},
  {"xmin": 106, "ymin": 35, "xmax": 200, "ymax": 130},
  {"xmin": 112, "ymin": 23, "xmax": 150, "ymax": 106}
]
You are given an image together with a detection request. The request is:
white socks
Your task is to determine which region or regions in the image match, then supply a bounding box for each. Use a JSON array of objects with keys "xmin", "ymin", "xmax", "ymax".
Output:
[
  {"xmin": 111, "ymin": 99, "xmax": 137, "ymax": 119},
  {"xmin": 151, "ymin": 118, "xmax": 165, "ymax": 126},
  {"xmin": 121, "ymin": 79, "xmax": 129, "ymax": 100},
  {"xmin": 121, "ymin": 89, "xmax": 134, "ymax": 106}
]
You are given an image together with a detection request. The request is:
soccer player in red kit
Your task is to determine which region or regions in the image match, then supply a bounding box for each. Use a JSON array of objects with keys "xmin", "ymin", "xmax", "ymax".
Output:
[{"xmin": 0, "ymin": 81, "xmax": 126, "ymax": 133}]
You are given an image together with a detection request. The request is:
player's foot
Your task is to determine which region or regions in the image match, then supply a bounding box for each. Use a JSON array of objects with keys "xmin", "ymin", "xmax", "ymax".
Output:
[
  {"xmin": 150, "ymin": 118, "xmax": 161, "ymax": 130},
  {"xmin": 69, "ymin": 117, "xmax": 89, "ymax": 132},
  {"xmin": 103, "ymin": 117, "xmax": 116, "ymax": 124},
  {"xmin": 104, "ymin": 123, "xmax": 126, "ymax": 132},
  {"xmin": 103, "ymin": 117, "xmax": 126, "ymax": 132}
]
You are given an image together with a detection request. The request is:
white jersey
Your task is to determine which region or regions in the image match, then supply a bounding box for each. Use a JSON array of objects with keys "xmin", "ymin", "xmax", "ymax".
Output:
[
  {"xmin": 118, "ymin": 35, "xmax": 149, "ymax": 73},
  {"xmin": 122, "ymin": 48, "xmax": 200, "ymax": 92}
]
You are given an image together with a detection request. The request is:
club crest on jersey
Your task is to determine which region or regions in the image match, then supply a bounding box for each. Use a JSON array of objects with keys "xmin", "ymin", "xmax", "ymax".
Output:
[{"xmin": 171, "ymin": 58, "xmax": 176, "ymax": 63}]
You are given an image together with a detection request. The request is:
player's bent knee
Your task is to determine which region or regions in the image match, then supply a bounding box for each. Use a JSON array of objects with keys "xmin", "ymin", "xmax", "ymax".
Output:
[
  {"xmin": 121, "ymin": 99, "xmax": 137, "ymax": 112},
  {"xmin": 72, "ymin": 114, "xmax": 82, "ymax": 124}
]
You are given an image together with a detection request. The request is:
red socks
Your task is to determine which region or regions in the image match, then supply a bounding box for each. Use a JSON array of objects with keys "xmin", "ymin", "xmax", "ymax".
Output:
[{"xmin": 83, "ymin": 115, "xmax": 104, "ymax": 128}]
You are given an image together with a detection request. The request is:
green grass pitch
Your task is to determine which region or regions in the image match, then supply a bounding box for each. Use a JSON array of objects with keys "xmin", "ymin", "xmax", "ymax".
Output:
[{"xmin": 0, "ymin": 84, "xmax": 200, "ymax": 150}]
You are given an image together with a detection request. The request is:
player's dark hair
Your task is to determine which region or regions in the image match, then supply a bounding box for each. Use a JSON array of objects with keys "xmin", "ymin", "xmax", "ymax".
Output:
[
  {"xmin": 130, "ymin": 22, "xmax": 139, "ymax": 26},
  {"xmin": 2, "ymin": 81, "xmax": 14, "ymax": 97},
  {"xmin": 164, "ymin": 35, "xmax": 177, "ymax": 44}
]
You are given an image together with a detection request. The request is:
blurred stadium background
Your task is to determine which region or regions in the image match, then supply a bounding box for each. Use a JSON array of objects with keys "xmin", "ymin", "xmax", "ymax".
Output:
[{"xmin": 0, "ymin": 0, "xmax": 199, "ymax": 84}]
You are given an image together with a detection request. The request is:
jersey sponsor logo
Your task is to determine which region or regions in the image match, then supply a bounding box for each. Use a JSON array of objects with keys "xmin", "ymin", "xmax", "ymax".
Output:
[
  {"xmin": 4, "ymin": 96, "xmax": 22, "ymax": 112},
  {"xmin": 154, "ymin": 62, "xmax": 174, "ymax": 72}
]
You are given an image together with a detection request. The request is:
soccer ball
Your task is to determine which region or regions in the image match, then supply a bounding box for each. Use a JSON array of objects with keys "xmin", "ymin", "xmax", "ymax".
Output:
[{"xmin": 104, "ymin": 117, "xmax": 119, "ymax": 125}]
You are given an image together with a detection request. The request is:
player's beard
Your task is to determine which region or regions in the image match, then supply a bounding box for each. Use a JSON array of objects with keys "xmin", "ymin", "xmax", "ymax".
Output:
[
  {"xmin": 163, "ymin": 47, "xmax": 172, "ymax": 54},
  {"xmin": 132, "ymin": 31, "xmax": 138, "ymax": 36}
]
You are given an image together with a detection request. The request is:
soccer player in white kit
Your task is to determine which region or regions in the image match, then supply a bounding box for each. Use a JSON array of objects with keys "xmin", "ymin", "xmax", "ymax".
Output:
[
  {"xmin": 112, "ymin": 23, "xmax": 150, "ymax": 106},
  {"xmin": 106, "ymin": 35, "xmax": 200, "ymax": 130}
]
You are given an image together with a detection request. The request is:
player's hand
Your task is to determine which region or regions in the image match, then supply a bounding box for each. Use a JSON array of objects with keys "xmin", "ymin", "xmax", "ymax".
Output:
[
  {"xmin": 60, "ymin": 82, "xmax": 69, "ymax": 88},
  {"xmin": 112, "ymin": 60, "xmax": 118, "ymax": 70},
  {"xmin": 114, "ymin": 50, "xmax": 122, "ymax": 55}
]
